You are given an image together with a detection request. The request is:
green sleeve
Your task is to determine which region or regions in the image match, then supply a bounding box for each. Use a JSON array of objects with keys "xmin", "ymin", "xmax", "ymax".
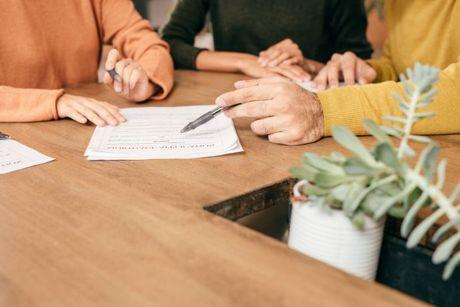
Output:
[
  {"xmin": 161, "ymin": 0, "xmax": 210, "ymax": 69},
  {"xmin": 328, "ymin": 0, "xmax": 373, "ymax": 59}
]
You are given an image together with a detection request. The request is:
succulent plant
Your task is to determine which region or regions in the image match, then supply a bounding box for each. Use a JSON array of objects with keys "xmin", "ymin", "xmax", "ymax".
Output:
[{"xmin": 290, "ymin": 63, "xmax": 460, "ymax": 280}]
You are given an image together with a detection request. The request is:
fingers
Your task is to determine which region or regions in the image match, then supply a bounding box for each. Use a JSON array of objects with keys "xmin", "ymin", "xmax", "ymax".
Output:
[
  {"xmin": 357, "ymin": 60, "xmax": 377, "ymax": 84},
  {"xmin": 341, "ymin": 52, "xmax": 357, "ymax": 86},
  {"xmin": 312, "ymin": 66, "xmax": 329, "ymax": 90},
  {"xmin": 326, "ymin": 60, "xmax": 341, "ymax": 88},
  {"xmin": 271, "ymin": 65, "xmax": 311, "ymax": 82},
  {"xmin": 224, "ymin": 100, "xmax": 279, "ymax": 118},
  {"xmin": 114, "ymin": 59, "xmax": 132, "ymax": 93},
  {"xmin": 234, "ymin": 76, "xmax": 289, "ymax": 89},
  {"xmin": 129, "ymin": 69, "xmax": 142, "ymax": 90},
  {"xmin": 87, "ymin": 101, "xmax": 122, "ymax": 126},
  {"xmin": 280, "ymin": 58, "xmax": 300, "ymax": 66},
  {"xmin": 267, "ymin": 52, "xmax": 291, "ymax": 68},
  {"xmin": 103, "ymin": 72, "xmax": 114, "ymax": 86},
  {"xmin": 72, "ymin": 98, "xmax": 125, "ymax": 127},
  {"xmin": 66, "ymin": 109, "xmax": 88, "ymax": 124},
  {"xmin": 268, "ymin": 131, "xmax": 306, "ymax": 145},
  {"xmin": 121, "ymin": 63, "xmax": 139, "ymax": 96},
  {"xmin": 215, "ymin": 84, "xmax": 279, "ymax": 108},
  {"xmin": 71, "ymin": 101, "xmax": 107, "ymax": 127},
  {"xmin": 259, "ymin": 49, "xmax": 281, "ymax": 67},
  {"xmin": 250, "ymin": 117, "xmax": 284, "ymax": 136},
  {"xmin": 105, "ymin": 49, "xmax": 120, "ymax": 71}
]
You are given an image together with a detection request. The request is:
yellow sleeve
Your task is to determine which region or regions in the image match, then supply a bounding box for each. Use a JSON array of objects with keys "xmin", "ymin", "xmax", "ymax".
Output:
[
  {"xmin": 317, "ymin": 61, "xmax": 460, "ymax": 136},
  {"xmin": 366, "ymin": 41, "xmax": 399, "ymax": 82}
]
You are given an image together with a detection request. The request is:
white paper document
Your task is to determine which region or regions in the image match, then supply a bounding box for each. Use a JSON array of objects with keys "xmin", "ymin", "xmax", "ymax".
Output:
[
  {"xmin": 296, "ymin": 81, "xmax": 345, "ymax": 92},
  {"xmin": 0, "ymin": 139, "xmax": 54, "ymax": 174},
  {"xmin": 85, "ymin": 106, "xmax": 243, "ymax": 160}
]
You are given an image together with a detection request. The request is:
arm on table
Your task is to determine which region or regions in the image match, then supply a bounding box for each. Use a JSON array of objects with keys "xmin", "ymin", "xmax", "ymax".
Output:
[
  {"xmin": 0, "ymin": 86, "xmax": 63, "ymax": 122},
  {"xmin": 318, "ymin": 61, "xmax": 460, "ymax": 135},
  {"xmin": 161, "ymin": 0, "xmax": 210, "ymax": 70}
]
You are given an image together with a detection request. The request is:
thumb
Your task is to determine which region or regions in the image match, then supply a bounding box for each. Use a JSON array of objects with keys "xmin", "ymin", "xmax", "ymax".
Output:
[
  {"xmin": 357, "ymin": 61, "xmax": 377, "ymax": 84},
  {"xmin": 105, "ymin": 49, "xmax": 120, "ymax": 70}
]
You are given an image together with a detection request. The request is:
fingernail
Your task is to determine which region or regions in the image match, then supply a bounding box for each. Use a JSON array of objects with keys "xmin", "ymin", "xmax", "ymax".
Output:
[{"xmin": 216, "ymin": 97, "xmax": 226, "ymax": 107}]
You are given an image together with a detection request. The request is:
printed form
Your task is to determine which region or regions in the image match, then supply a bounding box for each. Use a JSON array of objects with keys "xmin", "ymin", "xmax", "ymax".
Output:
[
  {"xmin": 85, "ymin": 106, "xmax": 243, "ymax": 160},
  {"xmin": 0, "ymin": 140, "xmax": 54, "ymax": 174}
]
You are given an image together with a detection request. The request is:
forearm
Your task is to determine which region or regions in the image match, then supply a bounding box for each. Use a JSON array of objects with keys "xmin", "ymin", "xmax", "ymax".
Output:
[
  {"xmin": 317, "ymin": 61, "xmax": 460, "ymax": 136},
  {"xmin": 0, "ymin": 86, "xmax": 64, "ymax": 122},
  {"xmin": 195, "ymin": 51, "xmax": 257, "ymax": 73}
]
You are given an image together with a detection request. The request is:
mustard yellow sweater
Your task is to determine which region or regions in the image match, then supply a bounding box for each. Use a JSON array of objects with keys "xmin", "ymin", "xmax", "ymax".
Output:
[{"xmin": 318, "ymin": 0, "xmax": 460, "ymax": 136}]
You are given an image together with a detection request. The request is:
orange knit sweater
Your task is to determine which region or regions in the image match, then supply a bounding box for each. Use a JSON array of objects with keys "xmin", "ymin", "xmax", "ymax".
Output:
[{"xmin": 0, "ymin": 0, "xmax": 174, "ymax": 122}]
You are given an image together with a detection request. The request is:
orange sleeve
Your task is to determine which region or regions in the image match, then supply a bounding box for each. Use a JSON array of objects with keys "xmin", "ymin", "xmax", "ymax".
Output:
[
  {"xmin": 99, "ymin": 0, "xmax": 174, "ymax": 100},
  {"xmin": 0, "ymin": 86, "xmax": 63, "ymax": 122}
]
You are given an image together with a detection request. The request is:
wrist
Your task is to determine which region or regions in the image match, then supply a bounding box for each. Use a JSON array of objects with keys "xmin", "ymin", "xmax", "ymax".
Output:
[
  {"xmin": 235, "ymin": 54, "xmax": 258, "ymax": 72},
  {"xmin": 311, "ymin": 92, "xmax": 325, "ymax": 138}
]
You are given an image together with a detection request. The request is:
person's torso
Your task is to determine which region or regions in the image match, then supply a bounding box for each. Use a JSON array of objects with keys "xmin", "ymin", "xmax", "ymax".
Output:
[
  {"xmin": 208, "ymin": 0, "xmax": 334, "ymax": 62},
  {"xmin": 385, "ymin": 0, "xmax": 460, "ymax": 74},
  {"xmin": 0, "ymin": 0, "xmax": 102, "ymax": 89}
]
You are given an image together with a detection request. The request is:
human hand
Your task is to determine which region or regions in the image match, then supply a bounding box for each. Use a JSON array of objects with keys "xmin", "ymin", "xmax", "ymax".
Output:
[
  {"xmin": 57, "ymin": 94, "xmax": 126, "ymax": 126},
  {"xmin": 103, "ymin": 49, "xmax": 156, "ymax": 102},
  {"xmin": 313, "ymin": 52, "xmax": 377, "ymax": 90},
  {"xmin": 238, "ymin": 56, "xmax": 310, "ymax": 82},
  {"xmin": 215, "ymin": 77, "xmax": 324, "ymax": 145},
  {"xmin": 258, "ymin": 39, "xmax": 304, "ymax": 67}
]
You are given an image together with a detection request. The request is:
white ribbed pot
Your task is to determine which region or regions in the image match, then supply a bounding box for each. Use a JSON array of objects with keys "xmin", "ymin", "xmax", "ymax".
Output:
[{"xmin": 288, "ymin": 180, "xmax": 385, "ymax": 280}]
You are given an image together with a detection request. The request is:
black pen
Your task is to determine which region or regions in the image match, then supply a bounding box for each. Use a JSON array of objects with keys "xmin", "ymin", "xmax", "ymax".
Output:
[
  {"xmin": 0, "ymin": 131, "xmax": 10, "ymax": 140},
  {"xmin": 106, "ymin": 69, "xmax": 122, "ymax": 83},
  {"xmin": 180, "ymin": 105, "xmax": 238, "ymax": 133}
]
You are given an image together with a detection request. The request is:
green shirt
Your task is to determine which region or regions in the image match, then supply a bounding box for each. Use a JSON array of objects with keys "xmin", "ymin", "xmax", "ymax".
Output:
[{"xmin": 162, "ymin": 0, "xmax": 372, "ymax": 69}]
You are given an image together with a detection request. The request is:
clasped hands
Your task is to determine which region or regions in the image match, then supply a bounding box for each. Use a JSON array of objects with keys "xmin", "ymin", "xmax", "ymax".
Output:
[{"xmin": 57, "ymin": 49, "xmax": 155, "ymax": 126}]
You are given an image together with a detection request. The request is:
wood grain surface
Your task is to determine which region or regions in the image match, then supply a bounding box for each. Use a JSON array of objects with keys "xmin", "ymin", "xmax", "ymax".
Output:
[{"xmin": 2, "ymin": 70, "xmax": 456, "ymax": 306}]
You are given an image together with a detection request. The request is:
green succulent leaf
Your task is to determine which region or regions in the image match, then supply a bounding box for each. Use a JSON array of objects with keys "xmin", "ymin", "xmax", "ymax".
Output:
[
  {"xmin": 332, "ymin": 126, "xmax": 381, "ymax": 168},
  {"xmin": 432, "ymin": 233, "xmax": 460, "ymax": 264},
  {"xmin": 289, "ymin": 165, "xmax": 318, "ymax": 182},
  {"xmin": 303, "ymin": 185, "xmax": 330, "ymax": 197},
  {"xmin": 351, "ymin": 211, "xmax": 365, "ymax": 230},
  {"xmin": 407, "ymin": 208, "xmax": 445, "ymax": 248},
  {"xmin": 415, "ymin": 143, "xmax": 440, "ymax": 181},
  {"xmin": 343, "ymin": 158, "xmax": 376, "ymax": 176},
  {"xmin": 400, "ymin": 192, "xmax": 430, "ymax": 238},
  {"xmin": 363, "ymin": 119, "xmax": 393, "ymax": 145},
  {"xmin": 302, "ymin": 153, "xmax": 344, "ymax": 174},
  {"xmin": 314, "ymin": 172, "xmax": 351, "ymax": 188},
  {"xmin": 432, "ymin": 220, "xmax": 457, "ymax": 244},
  {"xmin": 443, "ymin": 251, "xmax": 460, "ymax": 280},
  {"xmin": 375, "ymin": 183, "xmax": 417, "ymax": 219},
  {"xmin": 374, "ymin": 142, "xmax": 402, "ymax": 172}
]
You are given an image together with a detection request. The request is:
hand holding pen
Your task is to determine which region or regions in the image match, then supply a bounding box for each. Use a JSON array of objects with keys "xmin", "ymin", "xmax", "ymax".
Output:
[{"xmin": 103, "ymin": 49, "xmax": 157, "ymax": 102}]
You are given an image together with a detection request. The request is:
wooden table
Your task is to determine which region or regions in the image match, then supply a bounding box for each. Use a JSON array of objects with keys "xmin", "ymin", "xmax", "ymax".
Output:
[{"xmin": 2, "ymin": 71, "xmax": 458, "ymax": 306}]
